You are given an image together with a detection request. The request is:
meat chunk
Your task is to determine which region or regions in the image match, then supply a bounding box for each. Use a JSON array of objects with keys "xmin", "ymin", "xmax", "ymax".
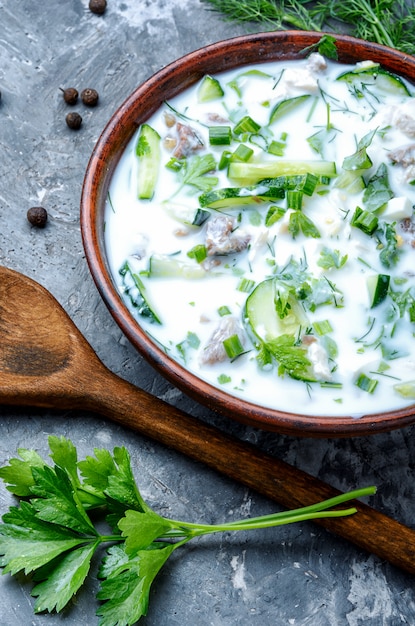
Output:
[
  {"xmin": 382, "ymin": 100, "xmax": 415, "ymax": 138},
  {"xmin": 306, "ymin": 339, "xmax": 332, "ymax": 381},
  {"xmin": 305, "ymin": 52, "xmax": 328, "ymax": 74},
  {"xmin": 282, "ymin": 53, "xmax": 327, "ymax": 94},
  {"xmin": 388, "ymin": 143, "xmax": 415, "ymax": 183},
  {"xmin": 173, "ymin": 122, "xmax": 204, "ymax": 158},
  {"xmin": 205, "ymin": 216, "xmax": 250, "ymax": 256},
  {"xmin": 388, "ymin": 143, "xmax": 415, "ymax": 167},
  {"xmin": 200, "ymin": 316, "xmax": 246, "ymax": 365}
]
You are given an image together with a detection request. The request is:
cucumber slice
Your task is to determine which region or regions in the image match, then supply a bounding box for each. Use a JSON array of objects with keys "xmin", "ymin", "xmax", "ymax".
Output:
[
  {"xmin": 394, "ymin": 381, "xmax": 415, "ymax": 398},
  {"xmin": 228, "ymin": 160, "xmax": 337, "ymax": 185},
  {"xmin": 199, "ymin": 184, "xmax": 285, "ymax": 209},
  {"xmin": 244, "ymin": 278, "xmax": 308, "ymax": 342},
  {"xmin": 334, "ymin": 170, "xmax": 366, "ymax": 193},
  {"xmin": 135, "ymin": 124, "xmax": 161, "ymax": 200},
  {"xmin": 197, "ymin": 75, "xmax": 224, "ymax": 102},
  {"xmin": 269, "ymin": 95, "xmax": 311, "ymax": 125},
  {"xmin": 367, "ymin": 274, "xmax": 390, "ymax": 308},
  {"xmin": 337, "ymin": 66, "xmax": 411, "ymax": 97},
  {"xmin": 149, "ymin": 254, "xmax": 206, "ymax": 279},
  {"xmin": 162, "ymin": 201, "xmax": 210, "ymax": 226},
  {"xmin": 120, "ymin": 261, "xmax": 161, "ymax": 324}
]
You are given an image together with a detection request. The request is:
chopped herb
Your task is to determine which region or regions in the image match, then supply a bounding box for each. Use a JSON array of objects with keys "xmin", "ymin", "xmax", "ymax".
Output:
[
  {"xmin": 209, "ymin": 125, "xmax": 232, "ymax": 145},
  {"xmin": 355, "ymin": 372, "xmax": 378, "ymax": 393},
  {"xmin": 176, "ymin": 331, "xmax": 201, "ymax": 362},
  {"xmin": 342, "ymin": 128, "xmax": 377, "ymax": 171},
  {"xmin": 378, "ymin": 221, "xmax": 400, "ymax": 268},
  {"xmin": 237, "ymin": 277, "xmax": 256, "ymax": 293},
  {"xmin": 320, "ymin": 381, "xmax": 343, "ymax": 389},
  {"xmin": 313, "ymin": 319, "xmax": 333, "ymax": 336},
  {"xmin": 264, "ymin": 334, "xmax": 317, "ymax": 382},
  {"xmin": 298, "ymin": 34, "xmax": 337, "ymax": 58},
  {"xmin": 268, "ymin": 138, "xmax": 287, "ymax": 157},
  {"xmin": 363, "ymin": 163, "xmax": 394, "ymax": 211},
  {"xmin": 166, "ymin": 156, "xmax": 185, "ymax": 172},
  {"xmin": 265, "ymin": 205, "xmax": 286, "ymax": 226},
  {"xmin": 288, "ymin": 210, "xmax": 321, "ymax": 239},
  {"xmin": 230, "ymin": 143, "xmax": 254, "ymax": 162},
  {"xmin": 174, "ymin": 154, "xmax": 218, "ymax": 195},
  {"xmin": 223, "ymin": 333, "xmax": 245, "ymax": 359},
  {"xmin": 307, "ymin": 127, "xmax": 338, "ymax": 158},
  {"xmin": 187, "ymin": 331, "xmax": 201, "ymax": 349},
  {"xmin": 218, "ymin": 305, "xmax": 232, "ymax": 316},
  {"xmin": 187, "ymin": 244, "xmax": 208, "ymax": 263},
  {"xmin": 233, "ymin": 115, "xmax": 261, "ymax": 134},
  {"xmin": 351, "ymin": 206, "xmax": 379, "ymax": 235},
  {"xmin": 218, "ymin": 150, "xmax": 232, "ymax": 170},
  {"xmin": 218, "ymin": 373, "xmax": 232, "ymax": 384},
  {"xmin": 317, "ymin": 247, "xmax": 348, "ymax": 270},
  {"xmin": 287, "ymin": 190, "xmax": 304, "ymax": 211}
]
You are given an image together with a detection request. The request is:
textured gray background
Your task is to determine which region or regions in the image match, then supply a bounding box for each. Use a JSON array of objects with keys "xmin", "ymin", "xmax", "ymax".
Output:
[{"xmin": 1, "ymin": 1, "xmax": 415, "ymax": 624}]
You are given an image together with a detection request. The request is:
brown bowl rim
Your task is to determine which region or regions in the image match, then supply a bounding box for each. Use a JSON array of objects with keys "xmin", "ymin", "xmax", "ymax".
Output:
[{"xmin": 81, "ymin": 30, "xmax": 415, "ymax": 437}]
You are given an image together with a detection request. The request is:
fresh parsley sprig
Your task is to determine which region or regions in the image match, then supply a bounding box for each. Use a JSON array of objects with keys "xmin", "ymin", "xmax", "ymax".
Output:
[{"xmin": 0, "ymin": 436, "xmax": 375, "ymax": 625}]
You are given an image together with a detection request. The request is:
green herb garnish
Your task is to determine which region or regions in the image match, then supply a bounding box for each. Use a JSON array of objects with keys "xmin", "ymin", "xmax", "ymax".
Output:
[
  {"xmin": 175, "ymin": 153, "xmax": 218, "ymax": 195},
  {"xmin": 288, "ymin": 210, "xmax": 321, "ymax": 239},
  {"xmin": 317, "ymin": 247, "xmax": 348, "ymax": 270},
  {"xmin": 363, "ymin": 163, "xmax": 394, "ymax": 212}
]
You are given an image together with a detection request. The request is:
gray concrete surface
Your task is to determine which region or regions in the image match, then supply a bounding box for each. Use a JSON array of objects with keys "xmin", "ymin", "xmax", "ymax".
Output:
[{"xmin": 1, "ymin": 1, "xmax": 415, "ymax": 624}]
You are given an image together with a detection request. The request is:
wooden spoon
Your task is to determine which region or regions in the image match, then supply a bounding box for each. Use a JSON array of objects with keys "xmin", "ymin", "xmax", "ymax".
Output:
[{"xmin": 1, "ymin": 265, "xmax": 415, "ymax": 574}]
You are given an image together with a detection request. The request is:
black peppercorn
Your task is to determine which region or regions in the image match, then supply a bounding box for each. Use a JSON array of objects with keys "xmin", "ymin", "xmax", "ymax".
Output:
[
  {"xmin": 27, "ymin": 207, "xmax": 48, "ymax": 228},
  {"xmin": 81, "ymin": 88, "xmax": 99, "ymax": 107},
  {"xmin": 89, "ymin": 0, "xmax": 107, "ymax": 15},
  {"xmin": 60, "ymin": 87, "xmax": 78, "ymax": 105},
  {"xmin": 65, "ymin": 111, "xmax": 82, "ymax": 130}
]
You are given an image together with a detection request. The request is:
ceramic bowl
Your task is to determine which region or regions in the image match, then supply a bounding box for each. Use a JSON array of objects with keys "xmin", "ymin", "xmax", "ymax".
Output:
[{"xmin": 80, "ymin": 30, "xmax": 415, "ymax": 437}]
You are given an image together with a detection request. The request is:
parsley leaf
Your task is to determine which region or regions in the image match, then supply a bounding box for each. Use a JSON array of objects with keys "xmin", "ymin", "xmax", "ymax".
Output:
[
  {"xmin": 97, "ymin": 543, "xmax": 176, "ymax": 626},
  {"xmin": 0, "ymin": 501, "xmax": 90, "ymax": 575},
  {"xmin": 177, "ymin": 153, "xmax": 218, "ymax": 193},
  {"xmin": 317, "ymin": 247, "xmax": 348, "ymax": 270},
  {"xmin": 0, "ymin": 448, "xmax": 46, "ymax": 496},
  {"xmin": 32, "ymin": 542, "xmax": 100, "ymax": 613},
  {"xmin": 363, "ymin": 163, "xmax": 394, "ymax": 211},
  {"xmin": 301, "ymin": 34, "xmax": 338, "ymax": 60},
  {"xmin": 288, "ymin": 210, "xmax": 321, "ymax": 238},
  {"xmin": 30, "ymin": 465, "xmax": 97, "ymax": 535},
  {"xmin": 378, "ymin": 221, "xmax": 400, "ymax": 268},
  {"xmin": 264, "ymin": 334, "xmax": 317, "ymax": 382},
  {"xmin": 342, "ymin": 128, "xmax": 377, "ymax": 171}
]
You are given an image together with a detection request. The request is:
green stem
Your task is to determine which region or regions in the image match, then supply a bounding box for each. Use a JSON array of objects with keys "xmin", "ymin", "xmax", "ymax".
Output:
[
  {"xmin": 99, "ymin": 534, "xmax": 125, "ymax": 543},
  {"xmin": 280, "ymin": 11, "xmax": 319, "ymax": 31},
  {"xmin": 164, "ymin": 486, "xmax": 376, "ymax": 538}
]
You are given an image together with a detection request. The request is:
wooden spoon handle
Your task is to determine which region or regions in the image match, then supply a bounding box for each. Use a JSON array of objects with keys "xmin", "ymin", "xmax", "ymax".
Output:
[{"xmin": 80, "ymin": 365, "xmax": 415, "ymax": 575}]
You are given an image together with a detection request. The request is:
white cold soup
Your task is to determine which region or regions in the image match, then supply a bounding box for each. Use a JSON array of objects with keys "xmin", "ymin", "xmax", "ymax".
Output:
[{"xmin": 105, "ymin": 51, "xmax": 415, "ymax": 418}]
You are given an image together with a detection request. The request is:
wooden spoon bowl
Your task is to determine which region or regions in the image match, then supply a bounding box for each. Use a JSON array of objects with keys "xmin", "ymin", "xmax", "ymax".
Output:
[{"xmin": 80, "ymin": 30, "xmax": 415, "ymax": 436}]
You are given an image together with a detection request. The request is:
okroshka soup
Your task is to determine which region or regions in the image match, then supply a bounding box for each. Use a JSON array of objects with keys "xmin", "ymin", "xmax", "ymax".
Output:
[{"xmin": 104, "ymin": 51, "xmax": 415, "ymax": 418}]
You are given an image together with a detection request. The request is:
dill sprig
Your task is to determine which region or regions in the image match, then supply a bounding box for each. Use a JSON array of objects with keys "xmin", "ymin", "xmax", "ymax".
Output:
[
  {"xmin": 202, "ymin": 0, "xmax": 324, "ymax": 31},
  {"xmin": 202, "ymin": 0, "xmax": 415, "ymax": 55},
  {"xmin": 320, "ymin": 0, "xmax": 415, "ymax": 54}
]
